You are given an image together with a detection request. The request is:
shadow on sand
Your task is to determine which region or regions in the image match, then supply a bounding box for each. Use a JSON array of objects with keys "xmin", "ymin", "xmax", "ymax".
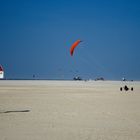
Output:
[{"xmin": 0, "ymin": 110, "xmax": 30, "ymax": 114}]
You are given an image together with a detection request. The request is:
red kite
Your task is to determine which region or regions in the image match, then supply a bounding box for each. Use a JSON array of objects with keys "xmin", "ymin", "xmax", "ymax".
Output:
[{"xmin": 70, "ymin": 40, "xmax": 82, "ymax": 56}]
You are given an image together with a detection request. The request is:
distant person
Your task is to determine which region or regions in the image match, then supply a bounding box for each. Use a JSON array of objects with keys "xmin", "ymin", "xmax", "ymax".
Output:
[
  {"xmin": 33, "ymin": 75, "xmax": 35, "ymax": 79},
  {"xmin": 122, "ymin": 77, "xmax": 126, "ymax": 81},
  {"xmin": 124, "ymin": 85, "xmax": 129, "ymax": 91},
  {"xmin": 131, "ymin": 87, "xmax": 133, "ymax": 91}
]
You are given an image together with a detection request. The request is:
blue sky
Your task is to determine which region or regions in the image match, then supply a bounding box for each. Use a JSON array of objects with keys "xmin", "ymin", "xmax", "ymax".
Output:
[{"xmin": 0, "ymin": 0, "xmax": 140, "ymax": 80}]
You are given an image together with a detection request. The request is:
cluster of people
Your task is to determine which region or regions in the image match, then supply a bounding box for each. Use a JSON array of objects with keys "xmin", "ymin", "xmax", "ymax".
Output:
[{"xmin": 120, "ymin": 85, "xmax": 133, "ymax": 91}]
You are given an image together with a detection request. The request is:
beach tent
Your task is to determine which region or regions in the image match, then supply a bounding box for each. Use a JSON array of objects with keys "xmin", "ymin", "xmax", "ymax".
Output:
[{"xmin": 0, "ymin": 65, "xmax": 4, "ymax": 79}]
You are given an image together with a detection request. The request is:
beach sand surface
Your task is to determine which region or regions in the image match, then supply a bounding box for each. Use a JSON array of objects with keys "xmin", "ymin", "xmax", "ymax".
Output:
[{"xmin": 0, "ymin": 80, "xmax": 140, "ymax": 140}]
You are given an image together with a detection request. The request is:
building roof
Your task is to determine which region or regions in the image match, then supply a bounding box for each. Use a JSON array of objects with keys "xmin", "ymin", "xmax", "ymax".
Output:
[{"xmin": 0, "ymin": 65, "xmax": 3, "ymax": 71}]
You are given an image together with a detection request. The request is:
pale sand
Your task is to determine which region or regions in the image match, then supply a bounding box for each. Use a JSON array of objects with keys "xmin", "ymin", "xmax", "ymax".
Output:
[{"xmin": 0, "ymin": 80, "xmax": 140, "ymax": 140}]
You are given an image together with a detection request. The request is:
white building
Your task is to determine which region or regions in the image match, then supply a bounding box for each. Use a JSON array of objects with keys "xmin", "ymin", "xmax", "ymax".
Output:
[{"xmin": 0, "ymin": 65, "xmax": 4, "ymax": 79}]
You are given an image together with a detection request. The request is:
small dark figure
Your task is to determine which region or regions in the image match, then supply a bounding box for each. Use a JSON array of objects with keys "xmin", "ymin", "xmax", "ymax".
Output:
[
  {"xmin": 131, "ymin": 87, "xmax": 133, "ymax": 91},
  {"xmin": 120, "ymin": 87, "xmax": 122, "ymax": 91},
  {"xmin": 124, "ymin": 85, "xmax": 129, "ymax": 91},
  {"xmin": 33, "ymin": 74, "xmax": 35, "ymax": 79}
]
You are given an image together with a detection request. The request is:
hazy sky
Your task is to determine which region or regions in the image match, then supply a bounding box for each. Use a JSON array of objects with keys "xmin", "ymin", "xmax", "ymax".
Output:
[{"xmin": 0, "ymin": 0, "xmax": 140, "ymax": 80}]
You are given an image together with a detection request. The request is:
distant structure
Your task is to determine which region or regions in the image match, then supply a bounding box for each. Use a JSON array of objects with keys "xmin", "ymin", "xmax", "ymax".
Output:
[
  {"xmin": 0, "ymin": 65, "xmax": 4, "ymax": 79},
  {"xmin": 95, "ymin": 77, "xmax": 104, "ymax": 81}
]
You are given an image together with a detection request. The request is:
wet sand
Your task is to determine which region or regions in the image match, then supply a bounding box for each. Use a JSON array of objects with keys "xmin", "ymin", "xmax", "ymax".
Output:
[{"xmin": 0, "ymin": 80, "xmax": 140, "ymax": 140}]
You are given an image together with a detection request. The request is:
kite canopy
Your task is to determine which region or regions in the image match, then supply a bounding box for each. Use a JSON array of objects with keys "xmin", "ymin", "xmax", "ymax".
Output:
[{"xmin": 70, "ymin": 40, "xmax": 82, "ymax": 56}]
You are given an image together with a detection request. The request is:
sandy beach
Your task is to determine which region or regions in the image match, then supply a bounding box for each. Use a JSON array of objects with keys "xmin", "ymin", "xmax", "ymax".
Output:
[{"xmin": 0, "ymin": 80, "xmax": 140, "ymax": 140}]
